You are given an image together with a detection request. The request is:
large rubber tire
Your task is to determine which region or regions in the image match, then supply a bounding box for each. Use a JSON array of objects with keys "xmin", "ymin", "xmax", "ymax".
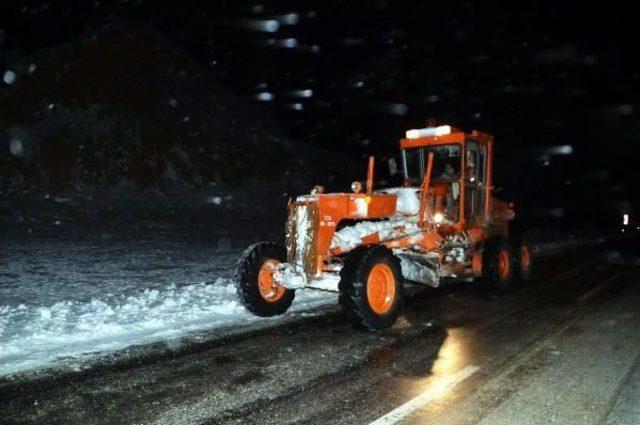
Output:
[
  {"xmin": 482, "ymin": 238, "xmax": 514, "ymax": 290},
  {"xmin": 234, "ymin": 242, "xmax": 295, "ymax": 317},
  {"xmin": 513, "ymin": 237, "xmax": 533, "ymax": 284},
  {"xmin": 338, "ymin": 246, "xmax": 404, "ymax": 331}
]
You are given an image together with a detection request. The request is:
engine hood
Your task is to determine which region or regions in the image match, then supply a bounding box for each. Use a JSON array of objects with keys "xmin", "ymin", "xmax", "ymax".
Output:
[{"xmin": 295, "ymin": 192, "xmax": 397, "ymax": 220}]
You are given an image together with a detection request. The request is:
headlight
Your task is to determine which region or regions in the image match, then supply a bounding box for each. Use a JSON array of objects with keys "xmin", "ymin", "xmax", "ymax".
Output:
[
  {"xmin": 433, "ymin": 212, "xmax": 444, "ymax": 224},
  {"xmin": 351, "ymin": 181, "xmax": 362, "ymax": 193}
]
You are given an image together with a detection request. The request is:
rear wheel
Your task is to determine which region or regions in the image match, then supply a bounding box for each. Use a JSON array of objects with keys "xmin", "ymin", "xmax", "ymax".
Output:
[
  {"xmin": 234, "ymin": 242, "xmax": 295, "ymax": 316},
  {"xmin": 482, "ymin": 238, "xmax": 514, "ymax": 290},
  {"xmin": 339, "ymin": 246, "xmax": 404, "ymax": 331},
  {"xmin": 514, "ymin": 238, "xmax": 533, "ymax": 284}
]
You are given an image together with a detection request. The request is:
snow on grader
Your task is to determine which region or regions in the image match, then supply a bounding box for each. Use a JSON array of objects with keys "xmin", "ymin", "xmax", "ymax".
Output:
[{"xmin": 234, "ymin": 124, "xmax": 532, "ymax": 330}]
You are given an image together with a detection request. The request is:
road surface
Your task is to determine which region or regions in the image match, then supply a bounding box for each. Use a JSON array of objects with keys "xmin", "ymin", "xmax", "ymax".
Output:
[{"xmin": 2, "ymin": 238, "xmax": 640, "ymax": 424}]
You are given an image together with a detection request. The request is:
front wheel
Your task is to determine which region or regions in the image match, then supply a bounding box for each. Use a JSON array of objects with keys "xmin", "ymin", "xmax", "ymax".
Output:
[
  {"xmin": 339, "ymin": 246, "xmax": 404, "ymax": 331},
  {"xmin": 234, "ymin": 242, "xmax": 295, "ymax": 317}
]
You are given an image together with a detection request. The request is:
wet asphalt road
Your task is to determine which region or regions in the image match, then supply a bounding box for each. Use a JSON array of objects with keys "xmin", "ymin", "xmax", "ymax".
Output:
[{"xmin": 2, "ymin": 238, "xmax": 640, "ymax": 425}]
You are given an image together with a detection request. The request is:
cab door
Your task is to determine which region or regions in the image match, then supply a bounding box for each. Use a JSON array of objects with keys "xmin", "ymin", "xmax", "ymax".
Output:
[{"xmin": 464, "ymin": 141, "xmax": 487, "ymax": 225}]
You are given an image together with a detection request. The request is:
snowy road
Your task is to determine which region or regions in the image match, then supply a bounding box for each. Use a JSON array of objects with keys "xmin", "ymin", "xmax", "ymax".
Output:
[
  {"xmin": 0, "ymin": 225, "xmax": 605, "ymax": 377},
  {"xmin": 1, "ymin": 237, "xmax": 639, "ymax": 424}
]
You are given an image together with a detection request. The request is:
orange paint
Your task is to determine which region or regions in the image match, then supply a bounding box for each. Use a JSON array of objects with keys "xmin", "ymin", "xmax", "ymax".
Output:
[
  {"xmin": 382, "ymin": 228, "xmax": 442, "ymax": 251},
  {"xmin": 471, "ymin": 251, "xmax": 483, "ymax": 276},
  {"xmin": 258, "ymin": 259, "xmax": 286, "ymax": 302},
  {"xmin": 520, "ymin": 246, "xmax": 531, "ymax": 271},
  {"xmin": 366, "ymin": 263, "xmax": 396, "ymax": 314},
  {"xmin": 361, "ymin": 232, "xmax": 381, "ymax": 245},
  {"xmin": 418, "ymin": 152, "xmax": 434, "ymax": 227},
  {"xmin": 498, "ymin": 249, "xmax": 511, "ymax": 280},
  {"xmin": 366, "ymin": 156, "xmax": 375, "ymax": 194}
]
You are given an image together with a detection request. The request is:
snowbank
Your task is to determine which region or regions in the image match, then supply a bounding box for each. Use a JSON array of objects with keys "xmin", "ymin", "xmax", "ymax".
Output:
[{"xmin": 0, "ymin": 277, "xmax": 334, "ymax": 376}]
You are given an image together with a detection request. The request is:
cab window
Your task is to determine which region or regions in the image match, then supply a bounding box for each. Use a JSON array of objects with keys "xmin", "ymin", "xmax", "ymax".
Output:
[{"xmin": 402, "ymin": 144, "xmax": 462, "ymax": 185}]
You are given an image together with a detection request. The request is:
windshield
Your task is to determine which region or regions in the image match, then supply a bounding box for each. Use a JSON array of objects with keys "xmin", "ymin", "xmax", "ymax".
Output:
[{"xmin": 402, "ymin": 144, "xmax": 462, "ymax": 184}]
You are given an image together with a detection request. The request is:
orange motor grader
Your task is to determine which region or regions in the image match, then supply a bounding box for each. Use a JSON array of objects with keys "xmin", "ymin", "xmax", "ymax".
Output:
[{"xmin": 235, "ymin": 124, "xmax": 532, "ymax": 330}]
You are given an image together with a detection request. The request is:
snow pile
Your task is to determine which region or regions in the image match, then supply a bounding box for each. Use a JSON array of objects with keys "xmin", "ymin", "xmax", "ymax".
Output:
[
  {"xmin": 381, "ymin": 187, "xmax": 420, "ymax": 216},
  {"xmin": 330, "ymin": 219, "xmax": 420, "ymax": 253},
  {"xmin": 0, "ymin": 278, "xmax": 334, "ymax": 376},
  {"xmin": 397, "ymin": 254, "xmax": 440, "ymax": 287}
]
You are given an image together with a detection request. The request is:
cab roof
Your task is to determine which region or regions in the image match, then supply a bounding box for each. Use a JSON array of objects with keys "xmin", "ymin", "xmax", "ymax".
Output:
[{"xmin": 399, "ymin": 126, "xmax": 493, "ymax": 149}]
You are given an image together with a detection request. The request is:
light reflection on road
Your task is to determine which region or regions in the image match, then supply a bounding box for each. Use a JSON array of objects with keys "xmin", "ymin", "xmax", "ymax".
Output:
[
  {"xmin": 404, "ymin": 327, "xmax": 474, "ymax": 406},
  {"xmin": 370, "ymin": 328, "xmax": 478, "ymax": 425},
  {"xmin": 430, "ymin": 328, "xmax": 472, "ymax": 376}
]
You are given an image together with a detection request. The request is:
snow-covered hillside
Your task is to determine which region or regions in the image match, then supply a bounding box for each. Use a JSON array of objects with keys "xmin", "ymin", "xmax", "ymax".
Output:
[{"xmin": 0, "ymin": 21, "xmax": 353, "ymax": 197}]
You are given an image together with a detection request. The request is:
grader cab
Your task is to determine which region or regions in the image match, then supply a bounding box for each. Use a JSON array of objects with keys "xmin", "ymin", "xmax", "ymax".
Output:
[{"xmin": 234, "ymin": 124, "xmax": 532, "ymax": 330}]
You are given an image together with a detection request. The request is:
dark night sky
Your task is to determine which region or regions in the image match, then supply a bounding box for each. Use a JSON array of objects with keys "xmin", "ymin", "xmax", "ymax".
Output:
[{"xmin": 1, "ymin": 1, "xmax": 639, "ymax": 229}]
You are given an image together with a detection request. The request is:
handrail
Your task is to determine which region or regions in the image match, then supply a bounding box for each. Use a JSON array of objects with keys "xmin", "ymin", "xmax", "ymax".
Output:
[{"xmin": 418, "ymin": 152, "xmax": 434, "ymax": 227}]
